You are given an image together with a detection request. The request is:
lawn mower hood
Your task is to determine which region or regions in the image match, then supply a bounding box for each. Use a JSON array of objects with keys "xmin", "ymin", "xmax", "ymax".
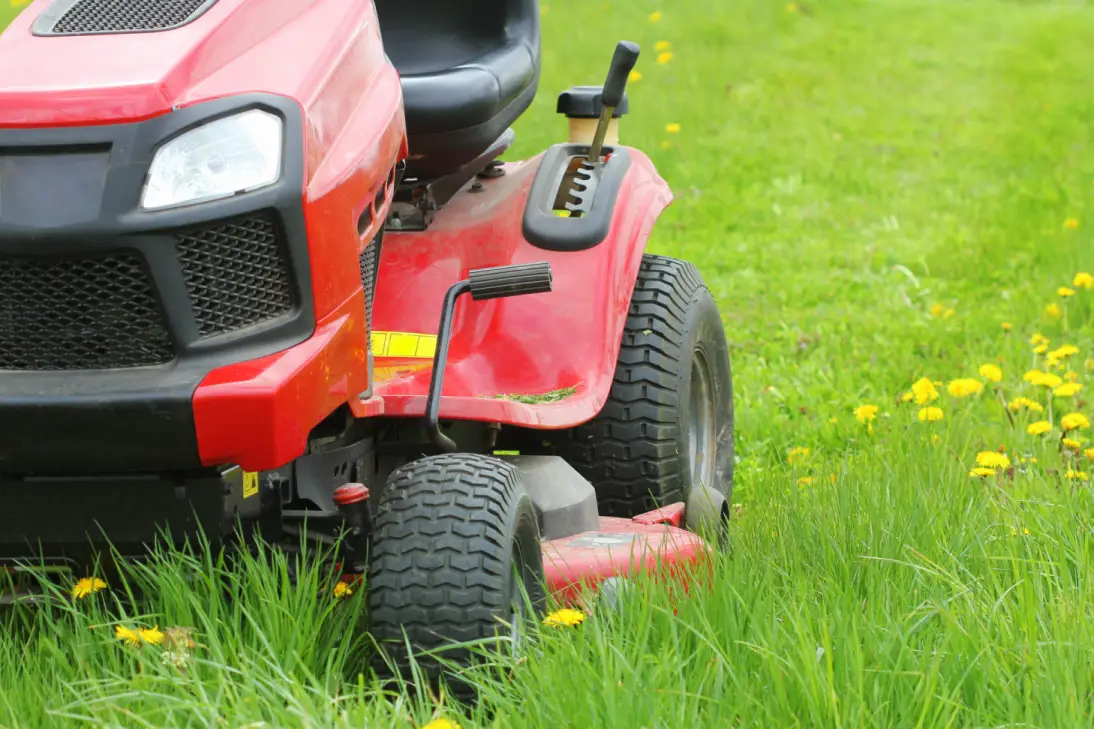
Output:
[{"xmin": 0, "ymin": 0, "xmax": 406, "ymax": 476}]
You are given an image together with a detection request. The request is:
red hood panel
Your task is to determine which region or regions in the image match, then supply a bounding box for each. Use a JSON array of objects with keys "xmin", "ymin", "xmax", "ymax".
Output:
[{"xmin": 0, "ymin": 0, "xmax": 322, "ymax": 127}]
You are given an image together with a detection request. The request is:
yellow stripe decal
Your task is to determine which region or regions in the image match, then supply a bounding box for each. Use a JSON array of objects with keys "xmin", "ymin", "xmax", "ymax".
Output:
[{"xmin": 371, "ymin": 331, "xmax": 437, "ymax": 359}]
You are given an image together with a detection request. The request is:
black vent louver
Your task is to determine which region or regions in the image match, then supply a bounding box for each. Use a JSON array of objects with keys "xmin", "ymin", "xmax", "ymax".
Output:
[{"xmin": 36, "ymin": 0, "xmax": 217, "ymax": 36}]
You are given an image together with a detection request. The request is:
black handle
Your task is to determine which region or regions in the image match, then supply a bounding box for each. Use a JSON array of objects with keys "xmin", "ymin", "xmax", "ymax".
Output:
[
  {"xmin": 468, "ymin": 262, "xmax": 553, "ymax": 301},
  {"xmin": 601, "ymin": 41, "xmax": 641, "ymax": 109}
]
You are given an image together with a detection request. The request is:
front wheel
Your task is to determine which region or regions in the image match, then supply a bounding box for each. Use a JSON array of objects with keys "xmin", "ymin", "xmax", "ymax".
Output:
[
  {"xmin": 367, "ymin": 453, "xmax": 546, "ymax": 692},
  {"xmin": 553, "ymin": 254, "xmax": 734, "ymax": 518}
]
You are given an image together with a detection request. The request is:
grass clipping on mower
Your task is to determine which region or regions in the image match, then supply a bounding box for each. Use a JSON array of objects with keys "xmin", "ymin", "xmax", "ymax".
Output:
[{"xmin": 489, "ymin": 386, "xmax": 577, "ymax": 404}]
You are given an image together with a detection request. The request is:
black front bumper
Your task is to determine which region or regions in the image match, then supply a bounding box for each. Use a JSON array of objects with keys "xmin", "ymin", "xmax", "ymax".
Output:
[{"xmin": 0, "ymin": 94, "xmax": 315, "ymax": 475}]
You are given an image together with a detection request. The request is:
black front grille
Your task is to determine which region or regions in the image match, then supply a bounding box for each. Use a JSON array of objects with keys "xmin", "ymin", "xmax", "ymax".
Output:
[
  {"xmin": 359, "ymin": 233, "xmax": 383, "ymax": 342},
  {"xmin": 176, "ymin": 214, "xmax": 296, "ymax": 338},
  {"xmin": 0, "ymin": 253, "xmax": 175, "ymax": 371},
  {"xmin": 50, "ymin": 0, "xmax": 214, "ymax": 34}
]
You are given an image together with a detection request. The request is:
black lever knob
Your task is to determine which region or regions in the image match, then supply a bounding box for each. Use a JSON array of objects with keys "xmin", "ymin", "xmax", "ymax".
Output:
[
  {"xmin": 601, "ymin": 41, "xmax": 641, "ymax": 109},
  {"xmin": 468, "ymin": 262, "xmax": 553, "ymax": 301}
]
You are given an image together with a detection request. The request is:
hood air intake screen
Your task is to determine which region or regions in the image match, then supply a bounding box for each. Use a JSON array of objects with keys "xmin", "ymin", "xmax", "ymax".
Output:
[{"xmin": 34, "ymin": 0, "xmax": 217, "ymax": 36}]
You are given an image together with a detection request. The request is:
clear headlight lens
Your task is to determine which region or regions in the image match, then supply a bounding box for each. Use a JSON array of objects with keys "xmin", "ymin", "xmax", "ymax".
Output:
[{"xmin": 141, "ymin": 109, "xmax": 283, "ymax": 211}]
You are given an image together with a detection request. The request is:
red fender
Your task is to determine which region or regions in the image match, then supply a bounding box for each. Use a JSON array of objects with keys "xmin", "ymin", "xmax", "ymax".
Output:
[{"xmin": 364, "ymin": 146, "xmax": 673, "ymax": 429}]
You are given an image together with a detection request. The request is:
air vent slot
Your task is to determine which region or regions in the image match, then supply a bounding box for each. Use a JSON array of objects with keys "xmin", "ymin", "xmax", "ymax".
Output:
[{"xmin": 34, "ymin": 0, "xmax": 217, "ymax": 36}]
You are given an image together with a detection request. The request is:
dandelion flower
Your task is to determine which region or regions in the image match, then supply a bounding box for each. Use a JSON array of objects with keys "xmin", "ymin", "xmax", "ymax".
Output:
[
  {"xmin": 918, "ymin": 406, "xmax": 944, "ymax": 422},
  {"xmin": 912, "ymin": 377, "xmax": 940, "ymax": 405},
  {"xmin": 628, "ymin": 70, "xmax": 642, "ymax": 83},
  {"xmin": 1055, "ymin": 383, "xmax": 1083, "ymax": 398},
  {"xmin": 72, "ymin": 577, "xmax": 106, "ymax": 600},
  {"xmin": 1045, "ymin": 303, "xmax": 1062, "ymax": 319},
  {"xmin": 1067, "ymin": 470, "xmax": 1090, "ymax": 482},
  {"xmin": 1051, "ymin": 345, "xmax": 1080, "ymax": 360},
  {"xmin": 665, "ymin": 123, "xmax": 681, "ymax": 134},
  {"xmin": 930, "ymin": 303, "xmax": 955, "ymax": 319},
  {"xmin": 787, "ymin": 446, "xmax": 810, "ymax": 464},
  {"xmin": 854, "ymin": 404, "xmax": 879, "ymax": 423},
  {"xmin": 1065, "ymin": 218, "xmax": 1080, "ymax": 229},
  {"xmin": 656, "ymin": 51, "xmax": 673, "ymax": 64},
  {"xmin": 979, "ymin": 364, "xmax": 1003, "ymax": 383},
  {"xmin": 930, "ymin": 433, "xmax": 942, "ymax": 444},
  {"xmin": 333, "ymin": 581, "xmax": 353, "ymax": 599},
  {"xmin": 115, "ymin": 625, "xmax": 164, "ymax": 647},
  {"xmin": 1034, "ymin": 344, "xmax": 1049, "ymax": 355},
  {"xmin": 1063, "ymin": 438, "xmax": 1084, "ymax": 450},
  {"xmin": 543, "ymin": 608, "xmax": 586, "ymax": 628},
  {"xmin": 1059, "ymin": 287, "xmax": 1077, "ymax": 298},
  {"xmin": 648, "ymin": 10, "xmax": 662, "ymax": 22},
  {"xmin": 947, "ymin": 378, "xmax": 983, "ymax": 397},
  {"xmin": 654, "ymin": 40, "xmax": 672, "ymax": 52},
  {"xmin": 797, "ymin": 476, "xmax": 814, "ymax": 486},
  {"xmin": 1024, "ymin": 370, "xmax": 1063, "ymax": 388},
  {"xmin": 423, "ymin": 720, "xmax": 462, "ymax": 729},
  {"xmin": 1084, "ymin": 447, "xmax": 1094, "ymax": 459},
  {"xmin": 969, "ymin": 467, "xmax": 996, "ymax": 478},
  {"xmin": 1074, "ymin": 272, "xmax": 1094, "ymax": 289},
  {"xmin": 976, "ymin": 451, "xmax": 1011, "ymax": 469},
  {"xmin": 1023, "ymin": 528, "xmax": 1032, "ymax": 535},
  {"xmin": 1062, "ymin": 413, "xmax": 1091, "ymax": 432},
  {"xmin": 1027, "ymin": 420, "xmax": 1052, "ymax": 436},
  {"xmin": 1002, "ymin": 321, "xmax": 1014, "ymax": 331},
  {"xmin": 1031, "ymin": 333, "xmax": 1050, "ymax": 347},
  {"xmin": 1010, "ymin": 397, "xmax": 1045, "ymax": 413}
]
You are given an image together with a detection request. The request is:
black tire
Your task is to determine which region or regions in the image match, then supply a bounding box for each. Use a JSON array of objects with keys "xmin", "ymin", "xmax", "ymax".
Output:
[
  {"xmin": 367, "ymin": 453, "xmax": 546, "ymax": 693},
  {"xmin": 555, "ymin": 254, "xmax": 734, "ymax": 517}
]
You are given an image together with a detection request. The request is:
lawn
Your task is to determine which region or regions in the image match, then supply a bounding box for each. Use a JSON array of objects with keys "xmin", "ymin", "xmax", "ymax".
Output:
[{"xmin": 3, "ymin": 0, "xmax": 1094, "ymax": 726}]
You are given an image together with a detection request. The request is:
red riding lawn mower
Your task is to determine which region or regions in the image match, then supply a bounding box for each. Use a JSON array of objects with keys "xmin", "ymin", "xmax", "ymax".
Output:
[{"xmin": 0, "ymin": 0, "xmax": 734, "ymax": 683}]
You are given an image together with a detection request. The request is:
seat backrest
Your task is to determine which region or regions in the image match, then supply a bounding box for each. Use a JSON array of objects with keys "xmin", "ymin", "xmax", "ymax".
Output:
[{"xmin": 374, "ymin": 0, "xmax": 538, "ymax": 77}]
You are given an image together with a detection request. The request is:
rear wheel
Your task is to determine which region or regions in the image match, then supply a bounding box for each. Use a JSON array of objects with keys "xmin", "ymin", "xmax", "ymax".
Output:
[
  {"xmin": 367, "ymin": 453, "xmax": 546, "ymax": 693},
  {"xmin": 552, "ymin": 254, "xmax": 734, "ymax": 517}
]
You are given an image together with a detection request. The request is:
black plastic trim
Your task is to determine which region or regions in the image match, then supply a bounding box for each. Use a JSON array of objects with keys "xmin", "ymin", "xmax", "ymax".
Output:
[
  {"xmin": 522, "ymin": 143, "xmax": 632, "ymax": 253},
  {"xmin": 556, "ymin": 86, "xmax": 630, "ymax": 119},
  {"xmin": 0, "ymin": 93, "xmax": 312, "ymax": 476},
  {"xmin": 32, "ymin": 0, "xmax": 220, "ymax": 37}
]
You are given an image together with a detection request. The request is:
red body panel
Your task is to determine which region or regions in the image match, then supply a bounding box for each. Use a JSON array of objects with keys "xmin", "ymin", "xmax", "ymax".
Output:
[
  {"xmin": 542, "ymin": 511, "xmax": 710, "ymax": 607},
  {"xmin": 364, "ymin": 151, "xmax": 672, "ymax": 429}
]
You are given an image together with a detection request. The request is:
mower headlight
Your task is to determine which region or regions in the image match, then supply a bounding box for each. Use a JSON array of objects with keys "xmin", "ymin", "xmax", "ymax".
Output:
[{"xmin": 141, "ymin": 109, "xmax": 283, "ymax": 211}]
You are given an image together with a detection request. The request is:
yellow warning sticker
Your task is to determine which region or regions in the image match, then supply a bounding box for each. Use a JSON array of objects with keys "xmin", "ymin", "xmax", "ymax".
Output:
[
  {"xmin": 371, "ymin": 331, "xmax": 437, "ymax": 359},
  {"xmin": 243, "ymin": 472, "xmax": 259, "ymax": 499}
]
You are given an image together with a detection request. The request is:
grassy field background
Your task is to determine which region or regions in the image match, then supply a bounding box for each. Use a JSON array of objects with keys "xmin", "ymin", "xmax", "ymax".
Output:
[{"xmin": 3, "ymin": 0, "xmax": 1094, "ymax": 726}]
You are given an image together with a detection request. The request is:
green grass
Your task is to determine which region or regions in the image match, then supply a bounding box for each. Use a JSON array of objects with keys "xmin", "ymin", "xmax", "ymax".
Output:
[{"xmin": 5, "ymin": 0, "xmax": 1094, "ymax": 725}]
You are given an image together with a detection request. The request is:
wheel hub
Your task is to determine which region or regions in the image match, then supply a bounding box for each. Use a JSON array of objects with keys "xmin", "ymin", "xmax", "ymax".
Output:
[{"xmin": 688, "ymin": 348, "xmax": 717, "ymax": 489}]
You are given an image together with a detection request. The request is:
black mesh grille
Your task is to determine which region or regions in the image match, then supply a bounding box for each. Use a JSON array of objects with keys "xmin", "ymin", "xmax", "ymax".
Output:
[
  {"xmin": 176, "ymin": 214, "xmax": 295, "ymax": 338},
  {"xmin": 359, "ymin": 234, "xmax": 382, "ymax": 342},
  {"xmin": 51, "ymin": 0, "xmax": 212, "ymax": 34},
  {"xmin": 0, "ymin": 253, "xmax": 174, "ymax": 371}
]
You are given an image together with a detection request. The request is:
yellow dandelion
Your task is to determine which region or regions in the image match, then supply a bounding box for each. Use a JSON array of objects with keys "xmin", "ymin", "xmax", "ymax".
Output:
[
  {"xmin": 543, "ymin": 608, "xmax": 586, "ymax": 628},
  {"xmin": 1051, "ymin": 345, "xmax": 1081, "ymax": 360},
  {"xmin": 930, "ymin": 433, "xmax": 942, "ymax": 444},
  {"xmin": 1074, "ymin": 272, "xmax": 1094, "ymax": 289},
  {"xmin": 648, "ymin": 10, "xmax": 662, "ymax": 22},
  {"xmin": 979, "ymin": 364, "xmax": 1003, "ymax": 383},
  {"xmin": 1059, "ymin": 287, "xmax": 1077, "ymax": 298},
  {"xmin": 656, "ymin": 51, "xmax": 674, "ymax": 64},
  {"xmin": 947, "ymin": 378, "xmax": 983, "ymax": 397},
  {"xmin": 969, "ymin": 467, "xmax": 996, "ymax": 478},
  {"xmin": 333, "ymin": 581, "xmax": 353, "ymax": 599},
  {"xmin": 1065, "ymin": 218, "xmax": 1080, "ymax": 229},
  {"xmin": 1045, "ymin": 303, "xmax": 1062, "ymax": 319},
  {"xmin": 1010, "ymin": 397, "xmax": 1045, "ymax": 413},
  {"xmin": 1023, "ymin": 528, "xmax": 1032, "ymax": 536},
  {"xmin": 899, "ymin": 391, "xmax": 913, "ymax": 403},
  {"xmin": 1066, "ymin": 371, "xmax": 1080, "ymax": 383},
  {"xmin": 854, "ymin": 404, "xmax": 879, "ymax": 423},
  {"xmin": 1032, "ymin": 333, "xmax": 1050, "ymax": 347},
  {"xmin": 976, "ymin": 451, "xmax": 1011, "ymax": 470},
  {"xmin": 1084, "ymin": 447, "xmax": 1094, "ymax": 459},
  {"xmin": 423, "ymin": 720, "xmax": 462, "ymax": 729},
  {"xmin": 797, "ymin": 476, "xmax": 814, "ymax": 486},
  {"xmin": 72, "ymin": 577, "xmax": 107, "ymax": 600},
  {"xmin": 929, "ymin": 303, "xmax": 955, "ymax": 319},
  {"xmin": 828, "ymin": 416, "xmax": 838, "ymax": 424},
  {"xmin": 1034, "ymin": 344, "xmax": 1049, "ymax": 355},
  {"xmin": 912, "ymin": 377, "xmax": 940, "ymax": 405},
  {"xmin": 115, "ymin": 625, "xmax": 164, "ymax": 647},
  {"xmin": 787, "ymin": 446, "xmax": 811, "ymax": 464},
  {"xmin": 665, "ymin": 122, "xmax": 681, "ymax": 134},
  {"xmin": 1002, "ymin": 321, "xmax": 1014, "ymax": 331},
  {"xmin": 654, "ymin": 40, "xmax": 672, "ymax": 52},
  {"xmin": 918, "ymin": 406, "xmax": 944, "ymax": 422},
  {"xmin": 1025, "ymin": 370, "xmax": 1063, "ymax": 388},
  {"xmin": 1027, "ymin": 420, "xmax": 1053, "ymax": 436},
  {"xmin": 1062, "ymin": 413, "xmax": 1091, "ymax": 432},
  {"xmin": 1063, "ymin": 438, "xmax": 1083, "ymax": 450},
  {"xmin": 1067, "ymin": 469, "xmax": 1090, "ymax": 482},
  {"xmin": 1055, "ymin": 383, "xmax": 1083, "ymax": 398},
  {"xmin": 628, "ymin": 70, "xmax": 642, "ymax": 83}
]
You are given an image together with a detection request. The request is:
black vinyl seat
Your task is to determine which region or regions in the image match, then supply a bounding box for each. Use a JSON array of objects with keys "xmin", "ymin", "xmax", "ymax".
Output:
[{"xmin": 375, "ymin": 0, "xmax": 540, "ymax": 180}]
